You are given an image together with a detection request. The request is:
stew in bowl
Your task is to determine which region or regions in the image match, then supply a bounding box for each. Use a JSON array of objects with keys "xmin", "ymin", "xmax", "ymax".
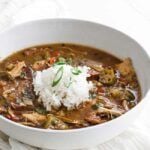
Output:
[{"xmin": 0, "ymin": 43, "xmax": 141, "ymax": 130}]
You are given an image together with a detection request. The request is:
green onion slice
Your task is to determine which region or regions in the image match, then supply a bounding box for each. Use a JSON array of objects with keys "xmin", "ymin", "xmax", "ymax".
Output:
[
  {"xmin": 53, "ymin": 57, "xmax": 66, "ymax": 66},
  {"xmin": 54, "ymin": 62, "xmax": 66, "ymax": 65},
  {"xmin": 71, "ymin": 67, "xmax": 82, "ymax": 75},
  {"xmin": 65, "ymin": 77, "xmax": 73, "ymax": 88},
  {"xmin": 52, "ymin": 66, "xmax": 64, "ymax": 87}
]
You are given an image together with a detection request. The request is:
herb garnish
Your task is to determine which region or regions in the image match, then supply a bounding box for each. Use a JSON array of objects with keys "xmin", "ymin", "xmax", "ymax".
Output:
[
  {"xmin": 54, "ymin": 62, "xmax": 66, "ymax": 65},
  {"xmin": 53, "ymin": 57, "xmax": 66, "ymax": 66},
  {"xmin": 71, "ymin": 67, "xmax": 82, "ymax": 75},
  {"xmin": 52, "ymin": 66, "xmax": 64, "ymax": 87},
  {"xmin": 65, "ymin": 77, "xmax": 73, "ymax": 88}
]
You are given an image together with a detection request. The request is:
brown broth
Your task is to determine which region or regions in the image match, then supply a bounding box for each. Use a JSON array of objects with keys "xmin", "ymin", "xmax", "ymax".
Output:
[{"xmin": 0, "ymin": 43, "xmax": 141, "ymax": 129}]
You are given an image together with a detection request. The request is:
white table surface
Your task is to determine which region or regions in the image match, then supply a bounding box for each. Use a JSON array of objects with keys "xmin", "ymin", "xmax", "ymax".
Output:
[{"xmin": 0, "ymin": 0, "xmax": 150, "ymax": 150}]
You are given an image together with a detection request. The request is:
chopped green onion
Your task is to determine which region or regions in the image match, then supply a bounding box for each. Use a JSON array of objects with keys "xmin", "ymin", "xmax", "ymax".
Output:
[
  {"xmin": 53, "ymin": 57, "xmax": 66, "ymax": 66},
  {"xmin": 53, "ymin": 57, "xmax": 73, "ymax": 66},
  {"xmin": 65, "ymin": 77, "xmax": 73, "ymax": 88},
  {"xmin": 52, "ymin": 66, "xmax": 64, "ymax": 87},
  {"xmin": 54, "ymin": 62, "xmax": 66, "ymax": 65},
  {"xmin": 66, "ymin": 82, "xmax": 73, "ymax": 88},
  {"xmin": 71, "ymin": 67, "xmax": 82, "ymax": 75}
]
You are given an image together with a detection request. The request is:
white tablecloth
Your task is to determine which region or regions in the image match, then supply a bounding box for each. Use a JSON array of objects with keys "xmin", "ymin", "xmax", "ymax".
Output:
[{"xmin": 0, "ymin": 0, "xmax": 150, "ymax": 149}]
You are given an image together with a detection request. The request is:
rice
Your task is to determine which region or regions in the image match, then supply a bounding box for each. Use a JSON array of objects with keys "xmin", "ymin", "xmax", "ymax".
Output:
[{"xmin": 33, "ymin": 64, "xmax": 93, "ymax": 110}]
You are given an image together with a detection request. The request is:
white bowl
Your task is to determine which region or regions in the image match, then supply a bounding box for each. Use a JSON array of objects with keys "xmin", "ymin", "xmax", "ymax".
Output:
[{"xmin": 0, "ymin": 19, "xmax": 149, "ymax": 149}]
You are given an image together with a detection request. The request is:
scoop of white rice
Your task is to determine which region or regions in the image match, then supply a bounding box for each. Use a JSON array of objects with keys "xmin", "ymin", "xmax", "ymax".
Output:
[{"xmin": 33, "ymin": 64, "xmax": 93, "ymax": 110}]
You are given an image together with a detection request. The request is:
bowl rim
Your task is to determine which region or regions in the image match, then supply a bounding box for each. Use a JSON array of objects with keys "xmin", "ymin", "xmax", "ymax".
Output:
[{"xmin": 0, "ymin": 18, "xmax": 150, "ymax": 133}]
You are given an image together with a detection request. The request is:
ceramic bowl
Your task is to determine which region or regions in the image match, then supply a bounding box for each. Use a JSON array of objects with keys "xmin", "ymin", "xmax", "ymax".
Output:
[{"xmin": 0, "ymin": 19, "xmax": 149, "ymax": 149}]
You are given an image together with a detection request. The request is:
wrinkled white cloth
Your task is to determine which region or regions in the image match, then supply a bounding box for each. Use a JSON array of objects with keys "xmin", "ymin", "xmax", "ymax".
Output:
[{"xmin": 0, "ymin": 0, "xmax": 150, "ymax": 150}]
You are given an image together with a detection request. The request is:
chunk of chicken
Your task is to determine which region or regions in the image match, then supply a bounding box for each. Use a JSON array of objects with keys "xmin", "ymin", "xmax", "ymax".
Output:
[
  {"xmin": 22, "ymin": 112, "xmax": 46, "ymax": 125},
  {"xmin": 116, "ymin": 58, "xmax": 135, "ymax": 81},
  {"xmin": 3, "ymin": 88, "xmax": 16, "ymax": 101},
  {"xmin": 97, "ymin": 107, "xmax": 124, "ymax": 116},
  {"xmin": 8, "ymin": 61, "xmax": 26, "ymax": 78},
  {"xmin": 85, "ymin": 112, "xmax": 103, "ymax": 124}
]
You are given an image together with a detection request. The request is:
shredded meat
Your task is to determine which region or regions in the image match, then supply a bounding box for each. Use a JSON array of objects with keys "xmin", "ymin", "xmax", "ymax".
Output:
[
  {"xmin": 22, "ymin": 112, "xmax": 46, "ymax": 125},
  {"xmin": 0, "ymin": 44, "xmax": 141, "ymax": 130},
  {"xmin": 8, "ymin": 61, "xmax": 26, "ymax": 78},
  {"xmin": 85, "ymin": 112, "xmax": 102, "ymax": 124},
  {"xmin": 97, "ymin": 107, "xmax": 124, "ymax": 116}
]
